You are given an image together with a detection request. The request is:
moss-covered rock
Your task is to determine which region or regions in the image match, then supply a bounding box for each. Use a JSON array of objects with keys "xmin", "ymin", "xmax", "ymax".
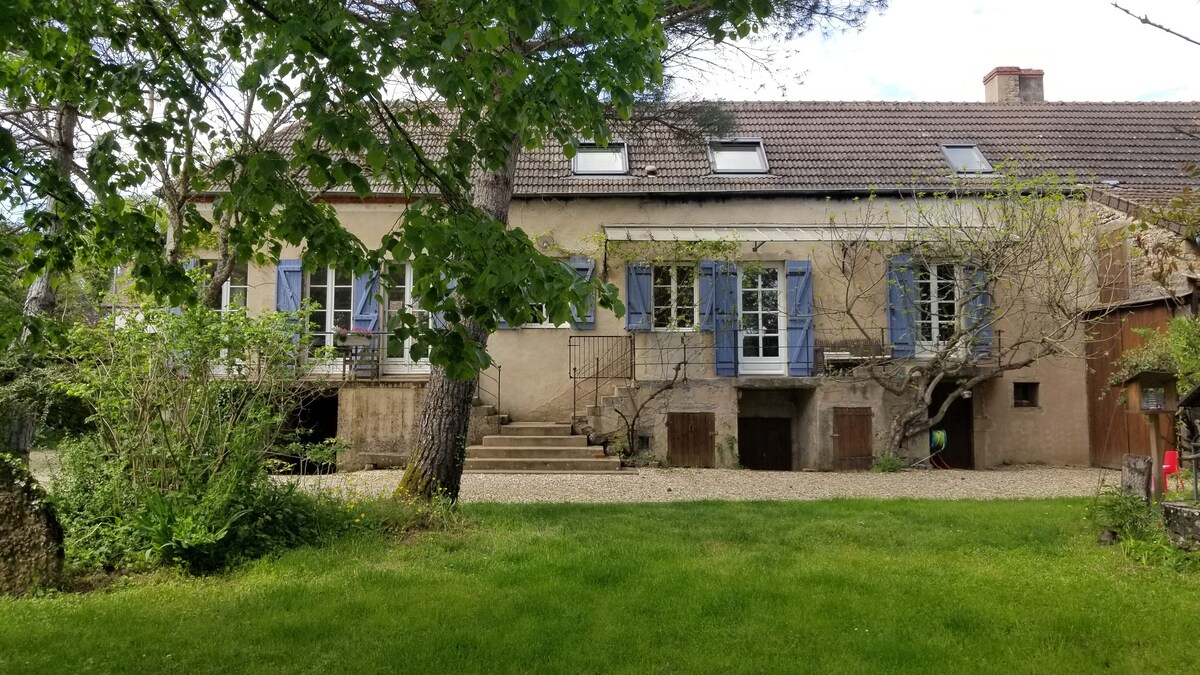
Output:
[{"xmin": 0, "ymin": 453, "xmax": 63, "ymax": 595}]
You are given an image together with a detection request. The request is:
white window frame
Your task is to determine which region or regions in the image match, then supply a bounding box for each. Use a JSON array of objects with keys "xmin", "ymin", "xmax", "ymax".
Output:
[
  {"xmin": 200, "ymin": 259, "xmax": 249, "ymax": 312},
  {"xmin": 380, "ymin": 262, "xmax": 431, "ymax": 375},
  {"xmin": 571, "ymin": 141, "xmax": 628, "ymax": 175},
  {"xmin": 737, "ymin": 263, "xmax": 787, "ymax": 375},
  {"xmin": 913, "ymin": 262, "xmax": 964, "ymax": 354},
  {"xmin": 939, "ymin": 143, "xmax": 994, "ymax": 174},
  {"xmin": 708, "ymin": 138, "xmax": 769, "ymax": 174},
  {"xmin": 305, "ymin": 266, "xmax": 356, "ymax": 356},
  {"xmin": 651, "ymin": 263, "xmax": 699, "ymax": 331}
]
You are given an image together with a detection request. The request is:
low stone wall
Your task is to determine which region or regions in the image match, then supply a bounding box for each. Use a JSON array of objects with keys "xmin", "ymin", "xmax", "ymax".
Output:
[
  {"xmin": 1163, "ymin": 502, "xmax": 1200, "ymax": 551},
  {"xmin": 336, "ymin": 381, "xmax": 427, "ymax": 471}
]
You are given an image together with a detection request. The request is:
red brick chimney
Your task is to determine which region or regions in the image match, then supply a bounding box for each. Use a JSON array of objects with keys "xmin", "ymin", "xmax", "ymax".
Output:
[{"xmin": 983, "ymin": 67, "xmax": 1044, "ymax": 103}]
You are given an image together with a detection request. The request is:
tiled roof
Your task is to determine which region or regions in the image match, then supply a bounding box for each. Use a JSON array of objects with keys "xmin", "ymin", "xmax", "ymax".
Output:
[
  {"xmin": 513, "ymin": 101, "xmax": 1200, "ymax": 196},
  {"xmin": 269, "ymin": 101, "xmax": 1200, "ymax": 197},
  {"xmin": 1090, "ymin": 184, "xmax": 1199, "ymax": 236}
]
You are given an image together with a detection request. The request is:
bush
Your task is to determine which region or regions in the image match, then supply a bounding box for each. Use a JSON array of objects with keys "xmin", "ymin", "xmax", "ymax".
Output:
[
  {"xmin": 1087, "ymin": 488, "xmax": 1200, "ymax": 572},
  {"xmin": 50, "ymin": 303, "xmax": 345, "ymax": 573},
  {"xmin": 872, "ymin": 452, "xmax": 908, "ymax": 473}
]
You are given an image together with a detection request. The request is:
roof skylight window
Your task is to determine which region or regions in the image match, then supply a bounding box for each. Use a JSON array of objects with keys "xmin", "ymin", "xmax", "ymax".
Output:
[
  {"xmin": 709, "ymin": 139, "xmax": 769, "ymax": 174},
  {"xmin": 572, "ymin": 141, "xmax": 628, "ymax": 175},
  {"xmin": 940, "ymin": 144, "xmax": 994, "ymax": 174}
]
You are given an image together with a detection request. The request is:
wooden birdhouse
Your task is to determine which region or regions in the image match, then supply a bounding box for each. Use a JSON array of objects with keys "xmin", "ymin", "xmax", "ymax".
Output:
[{"xmin": 1121, "ymin": 370, "xmax": 1179, "ymax": 414}]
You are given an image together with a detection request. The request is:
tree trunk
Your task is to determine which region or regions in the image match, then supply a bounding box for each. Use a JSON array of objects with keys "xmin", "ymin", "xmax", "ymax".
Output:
[
  {"xmin": 20, "ymin": 101, "xmax": 78, "ymax": 330},
  {"xmin": 10, "ymin": 102, "xmax": 78, "ymax": 461},
  {"xmin": 398, "ymin": 135, "xmax": 522, "ymax": 502}
]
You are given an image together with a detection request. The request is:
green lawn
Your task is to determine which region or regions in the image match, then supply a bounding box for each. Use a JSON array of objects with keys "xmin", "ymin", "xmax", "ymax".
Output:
[{"xmin": 2, "ymin": 499, "xmax": 1197, "ymax": 674}]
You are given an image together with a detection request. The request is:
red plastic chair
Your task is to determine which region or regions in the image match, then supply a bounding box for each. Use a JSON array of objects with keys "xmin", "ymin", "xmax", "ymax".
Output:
[{"xmin": 1163, "ymin": 450, "xmax": 1180, "ymax": 493}]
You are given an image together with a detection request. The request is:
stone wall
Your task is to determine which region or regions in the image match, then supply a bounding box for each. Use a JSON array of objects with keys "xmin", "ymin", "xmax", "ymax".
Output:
[
  {"xmin": 0, "ymin": 455, "xmax": 62, "ymax": 596},
  {"xmin": 336, "ymin": 381, "xmax": 427, "ymax": 471}
]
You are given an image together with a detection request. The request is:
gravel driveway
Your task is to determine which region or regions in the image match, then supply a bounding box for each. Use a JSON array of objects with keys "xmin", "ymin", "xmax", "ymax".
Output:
[{"xmin": 288, "ymin": 465, "xmax": 1118, "ymax": 504}]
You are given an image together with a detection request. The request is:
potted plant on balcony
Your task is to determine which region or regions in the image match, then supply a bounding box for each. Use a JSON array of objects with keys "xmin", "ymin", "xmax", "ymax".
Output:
[{"xmin": 333, "ymin": 326, "xmax": 372, "ymax": 347}]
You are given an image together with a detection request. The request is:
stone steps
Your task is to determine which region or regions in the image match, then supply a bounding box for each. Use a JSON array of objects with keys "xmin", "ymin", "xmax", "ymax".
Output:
[
  {"xmin": 482, "ymin": 434, "xmax": 588, "ymax": 448},
  {"xmin": 465, "ymin": 420, "xmax": 620, "ymax": 474},
  {"xmin": 463, "ymin": 457, "xmax": 621, "ymax": 472},
  {"xmin": 468, "ymin": 446, "xmax": 604, "ymax": 459}
]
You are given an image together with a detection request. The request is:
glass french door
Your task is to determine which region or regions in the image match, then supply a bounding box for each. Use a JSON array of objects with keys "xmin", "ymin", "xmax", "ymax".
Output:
[{"xmin": 739, "ymin": 264, "xmax": 786, "ymax": 375}]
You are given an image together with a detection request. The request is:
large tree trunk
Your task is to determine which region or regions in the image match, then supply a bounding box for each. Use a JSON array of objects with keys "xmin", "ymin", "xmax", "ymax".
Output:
[
  {"xmin": 398, "ymin": 136, "xmax": 522, "ymax": 502},
  {"xmin": 10, "ymin": 102, "xmax": 78, "ymax": 463},
  {"xmin": 20, "ymin": 102, "xmax": 78, "ymax": 330}
]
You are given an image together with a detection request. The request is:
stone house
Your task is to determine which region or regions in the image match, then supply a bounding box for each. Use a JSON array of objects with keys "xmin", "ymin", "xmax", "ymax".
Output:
[{"xmin": 198, "ymin": 67, "xmax": 1200, "ymax": 473}]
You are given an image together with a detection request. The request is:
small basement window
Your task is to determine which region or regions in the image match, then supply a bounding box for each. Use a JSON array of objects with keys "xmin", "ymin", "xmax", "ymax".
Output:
[
  {"xmin": 709, "ymin": 139, "xmax": 769, "ymax": 173},
  {"xmin": 572, "ymin": 141, "xmax": 628, "ymax": 175},
  {"xmin": 940, "ymin": 144, "xmax": 993, "ymax": 174},
  {"xmin": 1013, "ymin": 382, "xmax": 1040, "ymax": 408}
]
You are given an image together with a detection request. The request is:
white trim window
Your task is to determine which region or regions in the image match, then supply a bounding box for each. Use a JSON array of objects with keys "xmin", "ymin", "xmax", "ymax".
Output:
[
  {"xmin": 381, "ymin": 263, "xmax": 431, "ymax": 374},
  {"xmin": 738, "ymin": 264, "xmax": 786, "ymax": 375},
  {"xmin": 652, "ymin": 264, "xmax": 697, "ymax": 330},
  {"xmin": 708, "ymin": 138, "xmax": 769, "ymax": 174},
  {"xmin": 914, "ymin": 263, "xmax": 961, "ymax": 349},
  {"xmin": 572, "ymin": 141, "xmax": 628, "ymax": 175},
  {"xmin": 305, "ymin": 266, "xmax": 355, "ymax": 353}
]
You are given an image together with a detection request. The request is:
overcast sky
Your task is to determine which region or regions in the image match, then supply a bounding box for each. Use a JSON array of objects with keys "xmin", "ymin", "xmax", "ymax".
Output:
[{"xmin": 679, "ymin": 0, "xmax": 1200, "ymax": 102}]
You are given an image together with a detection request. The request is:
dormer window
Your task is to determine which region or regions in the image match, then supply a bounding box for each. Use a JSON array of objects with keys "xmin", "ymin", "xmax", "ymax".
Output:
[
  {"xmin": 572, "ymin": 141, "xmax": 628, "ymax": 175},
  {"xmin": 708, "ymin": 139, "xmax": 769, "ymax": 174},
  {"xmin": 940, "ymin": 144, "xmax": 993, "ymax": 174}
]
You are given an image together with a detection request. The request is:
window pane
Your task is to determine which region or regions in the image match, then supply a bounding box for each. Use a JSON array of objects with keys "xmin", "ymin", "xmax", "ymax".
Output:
[
  {"xmin": 574, "ymin": 145, "xmax": 626, "ymax": 174},
  {"xmin": 654, "ymin": 286, "xmax": 672, "ymax": 309},
  {"xmin": 334, "ymin": 268, "xmax": 353, "ymax": 286},
  {"xmin": 334, "ymin": 311, "xmax": 352, "ymax": 330},
  {"xmin": 676, "ymin": 310, "xmax": 695, "ymax": 329},
  {"xmin": 742, "ymin": 336, "xmax": 759, "ymax": 357},
  {"xmin": 761, "ymin": 269, "xmax": 778, "ymax": 288},
  {"xmin": 653, "ymin": 307, "xmax": 671, "ymax": 329},
  {"xmin": 762, "ymin": 293, "xmax": 778, "ymax": 312},
  {"xmin": 676, "ymin": 266, "xmax": 694, "ymax": 286},
  {"xmin": 310, "ymin": 311, "xmax": 326, "ymax": 332},
  {"xmin": 711, "ymin": 142, "xmax": 767, "ymax": 173},
  {"xmin": 334, "ymin": 287, "xmax": 353, "ymax": 311},
  {"xmin": 653, "ymin": 266, "xmax": 671, "ymax": 286},
  {"xmin": 941, "ymin": 144, "xmax": 992, "ymax": 173},
  {"xmin": 763, "ymin": 336, "xmax": 779, "ymax": 358},
  {"xmin": 228, "ymin": 288, "xmax": 247, "ymax": 308},
  {"xmin": 763, "ymin": 313, "xmax": 778, "ymax": 332},
  {"xmin": 308, "ymin": 286, "xmax": 327, "ymax": 307},
  {"xmin": 742, "ymin": 291, "xmax": 759, "ymax": 311}
]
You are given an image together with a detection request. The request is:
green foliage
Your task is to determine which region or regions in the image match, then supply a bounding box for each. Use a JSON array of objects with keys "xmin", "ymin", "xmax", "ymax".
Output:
[
  {"xmin": 0, "ymin": 349, "xmax": 87, "ymax": 453},
  {"xmin": 50, "ymin": 303, "xmax": 346, "ymax": 573},
  {"xmin": 1087, "ymin": 488, "xmax": 1200, "ymax": 572},
  {"xmin": 1110, "ymin": 317, "xmax": 1200, "ymax": 392},
  {"xmin": 871, "ymin": 452, "xmax": 908, "ymax": 473}
]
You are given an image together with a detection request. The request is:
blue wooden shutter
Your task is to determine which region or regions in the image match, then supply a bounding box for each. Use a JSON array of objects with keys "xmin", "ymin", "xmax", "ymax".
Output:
[
  {"xmin": 276, "ymin": 259, "xmax": 303, "ymax": 312},
  {"xmin": 786, "ymin": 260, "xmax": 814, "ymax": 376},
  {"xmin": 625, "ymin": 262, "xmax": 652, "ymax": 331},
  {"xmin": 714, "ymin": 261, "xmax": 739, "ymax": 376},
  {"xmin": 569, "ymin": 256, "xmax": 596, "ymax": 329},
  {"xmin": 352, "ymin": 270, "xmax": 380, "ymax": 331},
  {"xmin": 886, "ymin": 254, "xmax": 916, "ymax": 358},
  {"xmin": 698, "ymin": 260, "xmax": 716, "ymax": 331},
  {"xmin": 963, "ymin": 263, "xmax": 992, "ymax": 358}
]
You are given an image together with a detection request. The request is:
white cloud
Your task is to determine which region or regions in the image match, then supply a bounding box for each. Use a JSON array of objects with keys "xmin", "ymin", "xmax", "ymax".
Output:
[{"xmin": 677, "ymin": 0, "xmax": 1200, "ymax": 101}]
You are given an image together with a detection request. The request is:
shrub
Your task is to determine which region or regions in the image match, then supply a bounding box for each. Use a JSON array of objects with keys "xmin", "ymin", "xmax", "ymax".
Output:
[
  {"xmin": 51, "ymin": 303, "xmax": 342, "ymax": 573},
  {"xmin": 872, "ymin": 452, "xmax": 908, "ymax": 473},
  {"xmin": 1087, "ymin": 487, "xmax": 1200, "ymax": 572}
]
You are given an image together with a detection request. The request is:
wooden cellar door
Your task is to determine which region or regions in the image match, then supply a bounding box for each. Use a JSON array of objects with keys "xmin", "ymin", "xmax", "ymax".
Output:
[
  {"xmin": 832, "ymin": 407, "xmax": 874, "ymax": 470},
  {"xmin": 666, "ymin": 412, "xmax": 716, "ymax": 468}
]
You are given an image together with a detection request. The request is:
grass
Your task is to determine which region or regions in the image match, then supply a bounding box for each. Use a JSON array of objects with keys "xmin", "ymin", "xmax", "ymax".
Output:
[{"xmin": 3, "ymin": 498, "xmax": 1199, "ymax": 674}]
